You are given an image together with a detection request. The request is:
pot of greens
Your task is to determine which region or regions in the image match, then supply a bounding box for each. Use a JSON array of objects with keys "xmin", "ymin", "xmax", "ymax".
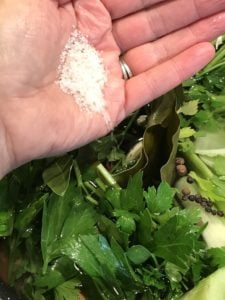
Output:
[{"xmin": 0, "ymin": 36, "xmax": 225, "ymax": 300}]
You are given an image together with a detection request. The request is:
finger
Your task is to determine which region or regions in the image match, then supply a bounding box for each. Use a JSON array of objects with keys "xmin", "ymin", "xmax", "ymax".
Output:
[
  {"xmin": 122, "ymin": 12, "xmax": 225, "ymax": 76},
  {"xmin": 124, "ymin": 43, "xmax": 215, "ymax": 115},
  {"xmin": 113, "ymin": 0, "xmax": 225, "ymax": 51},
  {"xmin": 58, "ymin": 0, "xmax": 71, "ymax": 5},
  {"xmin": 101, "ymin": 0, "xmax": 165, "ymax": 19}
]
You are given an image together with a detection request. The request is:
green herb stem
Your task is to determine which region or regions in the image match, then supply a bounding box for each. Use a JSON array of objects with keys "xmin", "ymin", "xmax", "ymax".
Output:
[
  {"xmin": 182, "ymin": 150, "xmax": 213, "ymax": 179},
  {"xmin": 95, "ymin": 178, "xmax": 107, "ymax": 192},
  {"xmin": 73, "ymin": 160, "xmax": 83, "ymax": 188},
  {"xmin": 85, "ymin": 195, "xmax": 98, "ymax": 206},
  {"xmin": 197, "ymin": 61, "xmax": 225, "ymax": 77},
  {"xmin": 84, "ymin": 181, "xmax": 103, "ymax": 198},
  {"xmin": 96, "ymin": 164, "xmax": 120, "ymax": 189},
  {"xmin": 74, "ymin": 160, "xmax": 89, "ymax": 195},
  {"xmin": 198, "ymin": 45, "xmax": 225, "ymax": 76}
]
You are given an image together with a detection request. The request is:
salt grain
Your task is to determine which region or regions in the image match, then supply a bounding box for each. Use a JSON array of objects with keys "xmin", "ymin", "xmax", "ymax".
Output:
[{"xmin": 58, "ymin": 30, "xmax": 107, "ymax": 113}]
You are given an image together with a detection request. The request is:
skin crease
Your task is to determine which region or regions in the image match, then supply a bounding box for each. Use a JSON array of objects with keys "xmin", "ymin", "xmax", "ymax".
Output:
[{"xmin": 0, "ymin": 0, "xmax": 225, "ymax": 178}]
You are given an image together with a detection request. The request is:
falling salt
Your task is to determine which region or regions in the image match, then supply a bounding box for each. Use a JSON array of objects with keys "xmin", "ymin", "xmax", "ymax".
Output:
[{"xmin": 57, "ymin": 30, "xmax": 107, "ymax": 113}]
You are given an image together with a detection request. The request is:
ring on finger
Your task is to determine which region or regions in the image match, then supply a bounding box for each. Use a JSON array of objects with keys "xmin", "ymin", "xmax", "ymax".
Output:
[{"xmin": 119, "ymin": 57, "xmax": 134, "ymax": 80}]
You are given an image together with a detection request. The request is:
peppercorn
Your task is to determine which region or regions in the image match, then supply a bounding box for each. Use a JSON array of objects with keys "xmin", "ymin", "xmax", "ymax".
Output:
[
  {"xmin": 205, "ymin": 207, "xmax": 212, "ymax": 213},
  {"xmin": 187, "ymin": 176, "xmax": 194, "ymax": 184},
  {"xmin": 201, "ymin": 201, "xmax": 208, "ymax": 208},
  {"xmin": 195, "ymin": 197, "xmax": 202, "ymax": 204},
  {"xmin": 176, "ymin": 165, "xmax": 188, "ymax": 177},
  {"xmin": 182, "ymin": 195, "xmax": 189, "ymax": 201},
  {"xmin": 181, "ymin": 188, "xmax": 191, "ymax": 196},
  {"xmin": 175, "ymin": 157, "xmax": 185, "ymax": 165},
  {"xmin": 201, "ymin": 197, "xmax": 207, "ymax": 202},
  {"xmin": 188, "ymin": 195, "xmax": 195, "ymax": 201},
  {"xmin": 206, "ymin": 201, "xmax": 213, "ymax": 207},
  {"xmin": 217, "ymin": 211, "xmax": 225, "ymax": 217}
]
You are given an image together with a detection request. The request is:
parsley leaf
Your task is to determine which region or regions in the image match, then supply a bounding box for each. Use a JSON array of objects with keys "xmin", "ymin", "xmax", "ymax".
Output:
[
  {"xmin": 144, "ymin": 182, "xmax": 175, "ymax": 214},
  {"xmin": 152, "ymin": 210, "xmax": 202, "ymax": 268},
  {"xmin": 120, "ymin": 172, "xmax": 144, "ymax": 213}
]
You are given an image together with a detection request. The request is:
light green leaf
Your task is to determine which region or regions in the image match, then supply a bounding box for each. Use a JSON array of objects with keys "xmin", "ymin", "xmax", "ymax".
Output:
[
  {"xmin": 200, "ymin": 155, "xmax": 225, "ymax": 176},
  {"xmin": 126, "ymin": 245, "xmax": 151, "ymax": 265},
  {"xmin": 189, "ymin": 171, "xmax": 225, "ymax": 202},
  {"xmin": 195, "ymin": 131, "xmax": 225, "ymax": 157},
  {"xmin": 179, "ymin": 127, "xmax": 196, "ymax": 139},
  {"xmin": 178, "ymin": 100, "xmax": 199, "ymax": 116},
  {"xmin": 43, "ymin": 155, "xmax": 73, "ymax": 196}
]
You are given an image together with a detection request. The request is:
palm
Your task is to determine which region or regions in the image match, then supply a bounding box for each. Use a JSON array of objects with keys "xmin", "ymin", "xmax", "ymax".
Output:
[
  {"xmin": 0, "ymin": 0, "xmax": 225, "ymax": 174},
  {"xmin": 0, "ymin": 0, "xmax": 124, "ymax": 167}
]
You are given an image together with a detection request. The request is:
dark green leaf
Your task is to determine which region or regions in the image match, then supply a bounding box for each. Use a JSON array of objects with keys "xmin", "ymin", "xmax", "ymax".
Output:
[
  {"xmin": 137, "ymin": 208, "xmax": 153, "ymax": 247},
  {"xmin": 41, "ymin": 185, "xmax": 97, "ymax": 271},
  {"xmin": 153, "ymin": 211, "xmax": 202, "ymax": 268},
  {"xmin": 98, "ymin": 215, "xmax": 129, "ymax": 248},
  {"xmin": 105, "ymin": 187, "xmax": 121, "ymax": 209},
  {"xmin": 54, "ymin": 279, "xmax": 80, "ymax": 300},
  {"xmin": 0, "ymin": 176, "xmax": 20, "ymax": 236},
  {"xmin": 120, "ymin": 172, "xmax": 144, "ymax": 213},
  {"xmin": 110, "ymin": 238, "xmax": 141, "ymax": 285},
  {"xmin": 15, "ymin": 194, "xmax": 47, "ymax": 237},
  {"xmin": 208, "ymin": 247, "xmax": 225, "ymax": 268},
  {"xmin": 114, "ymin": 88, "xmax": 181, "ymax": 186},
  {"xmin": 62, "ymin": 234, "xmax": 127, "ymax": 298},
  {"xmin": 34, "ymin": 257, "xmax": 77, "ymax": 290},
  {"xmin": 116, "ymin": 215, "xmax": 136, "ymax": 235},
  {"xmin": 144, "ymin": 182, "xmax": 175, "ymax": 214}
]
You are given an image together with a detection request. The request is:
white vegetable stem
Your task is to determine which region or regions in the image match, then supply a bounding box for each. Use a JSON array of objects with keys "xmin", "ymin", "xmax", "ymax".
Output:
[{"xmin": 175, "ymin": 177, "xmax": 225, "ymax": 248}]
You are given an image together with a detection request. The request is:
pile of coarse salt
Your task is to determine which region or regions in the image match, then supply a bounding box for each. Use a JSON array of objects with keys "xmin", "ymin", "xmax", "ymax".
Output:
[{"xmin": 58, "ymin": 30, "xmax": 107, "ymax": 113}]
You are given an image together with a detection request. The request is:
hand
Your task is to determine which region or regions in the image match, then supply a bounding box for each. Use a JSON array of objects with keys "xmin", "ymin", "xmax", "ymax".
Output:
[{"xmin": 0, "ymin": 0, "xmax": 225, "ymax": 177}]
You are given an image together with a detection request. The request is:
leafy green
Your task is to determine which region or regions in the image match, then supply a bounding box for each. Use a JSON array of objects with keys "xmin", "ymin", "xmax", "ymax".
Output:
[
  {"xmin": 43, "ymin": 155, "xmax": 73, "ymax": 196},
  {"xmin": 189, "ymin": 171, "xmax": 225, "ymax": 202},
  {"xmin": 41, "ymin": 184, "xmax": 97, "ymax": 272},
  {"xmin": 120, "ymin": 172, "xmax": 144, "ymax": 212},
  {"xmin": 54, "ymin": 279, "xmax": 80, "ymax": 300},
  {"xmin": 144, "ymin": 181, "xmax": 175, "ymax": 214},
  {"xmin": 179, "ymin": 127, "xmax": 196, "ymax": 139},
  {"xmin": 152, "ymin": 210, "xmax": 202, "ymax": 268},
  {"xmin": 208, "ymin": 247, "xmax": 225, "ymax": 268},
  {"xmin": 178, "ymin": 100, "xmax": 199, "ymax": 116},
  {"xmin": 14, "ymin": 194, "xmax": 47, "ymax": 237},
  {"xmin": 126, "ymin": 245, "xmax": 151, "ymax": 265}
]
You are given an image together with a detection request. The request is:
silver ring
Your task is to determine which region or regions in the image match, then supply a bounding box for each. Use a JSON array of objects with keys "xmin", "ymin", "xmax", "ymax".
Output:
[{"xmin": 119, "ymin": 57, "xmax": 133, "ymax": 80}]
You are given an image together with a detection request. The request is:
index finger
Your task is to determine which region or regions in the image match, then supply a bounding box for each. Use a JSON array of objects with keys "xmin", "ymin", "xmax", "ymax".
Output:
[{"xmin": 101, "ymin": 0, "xmax": 165, "ymax": 19}]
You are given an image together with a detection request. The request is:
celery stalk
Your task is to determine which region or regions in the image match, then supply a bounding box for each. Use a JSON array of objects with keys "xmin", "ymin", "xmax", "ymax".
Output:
[{"xmin": 181, "ymin": 267, "xmax": 225, "ymax": 300}]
